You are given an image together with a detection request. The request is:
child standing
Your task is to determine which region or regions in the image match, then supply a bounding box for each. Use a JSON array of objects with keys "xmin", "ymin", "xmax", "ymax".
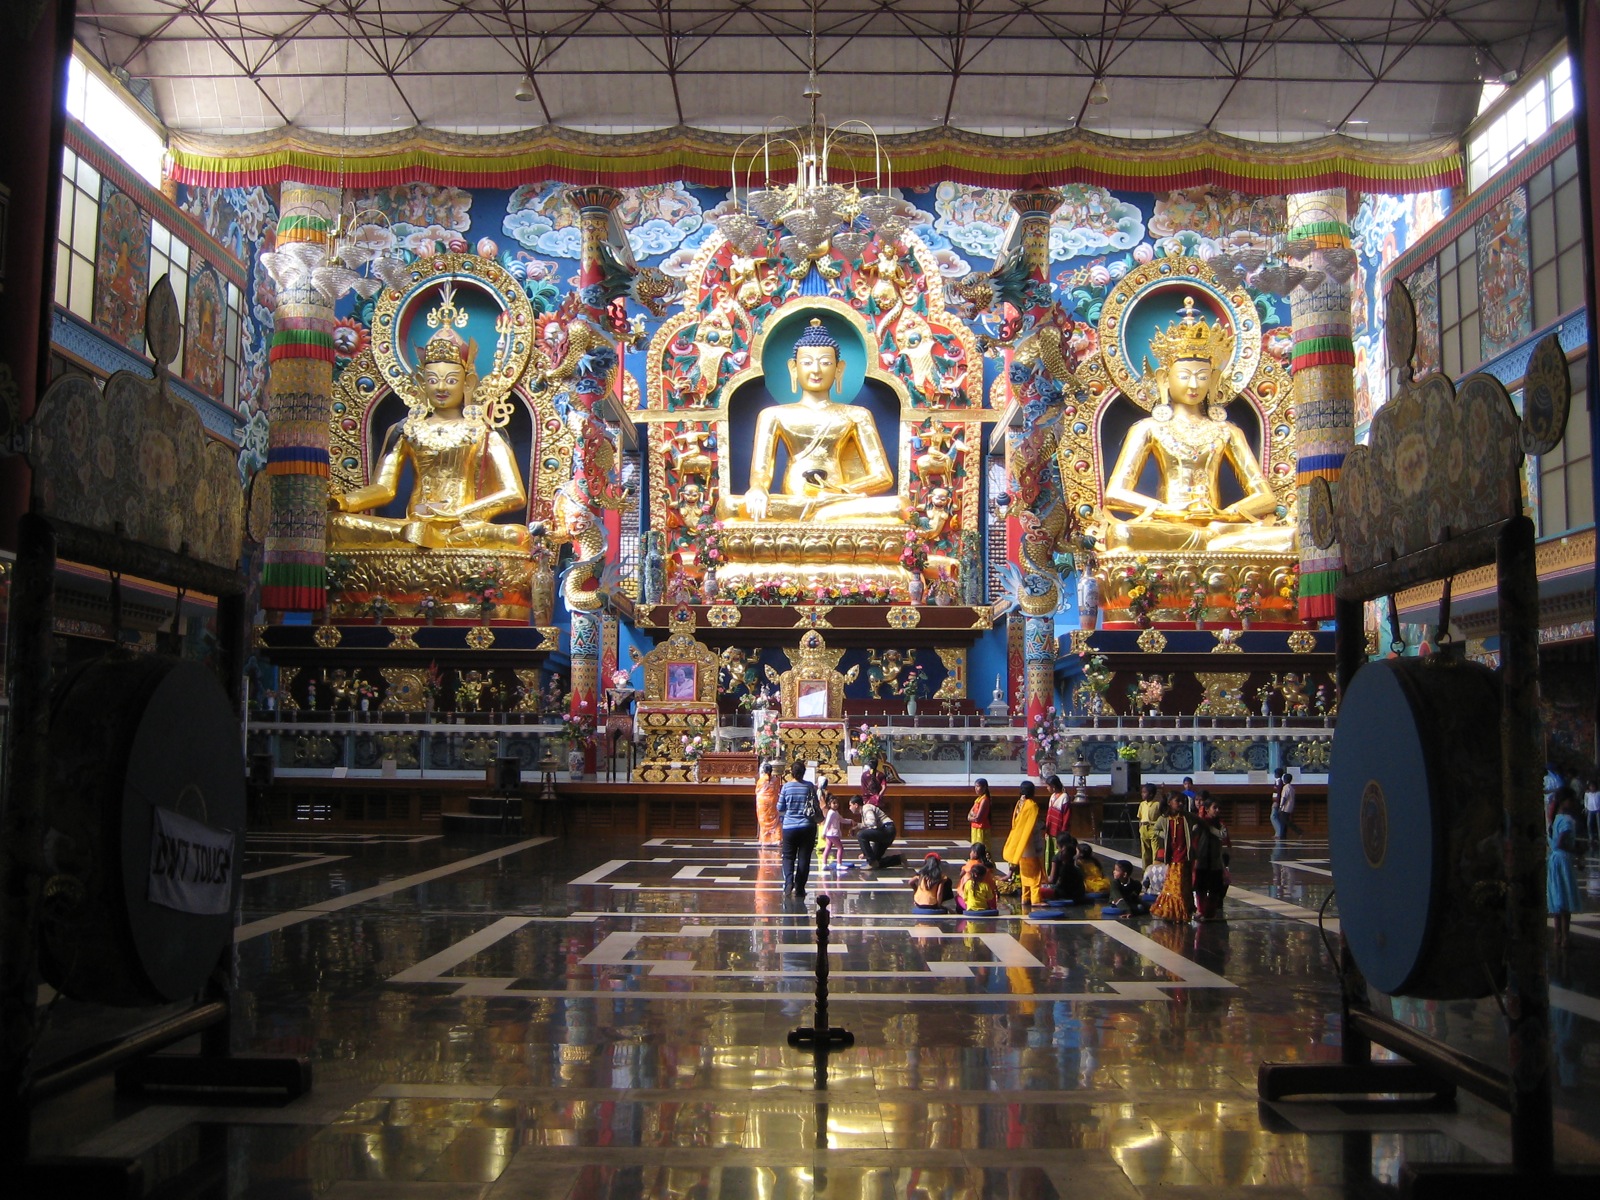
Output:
[
  {"xmin": 819, "ymin": 793, "xmax": 844, "ymax": 873},
  {"xmin": 967, "ymin": 778, "xmax": 992, "ymax": 847}
]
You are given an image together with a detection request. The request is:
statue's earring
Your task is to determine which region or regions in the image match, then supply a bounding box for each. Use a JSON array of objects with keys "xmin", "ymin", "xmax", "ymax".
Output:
[
  {"xmin": 833, "ymin": 366, "xmax": 844, "ymax": 396},
  {"xmin": 1208, "ymin": 403, "xmax": 1228, "ymax": 422},
  {"xmin": 1152, "ymin": 402, "xmax": 1173, "ymax": 422},
  {"xmin": 788, "ymin": 361, "xmax": 799, "ymax": 392}
]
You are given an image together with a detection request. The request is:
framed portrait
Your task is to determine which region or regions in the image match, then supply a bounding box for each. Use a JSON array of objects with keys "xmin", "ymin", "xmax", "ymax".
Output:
[
  {"xmin": 796, "ymin": 678, "xmax": 829, "ymax": 718},
  {"xmin": 665, "ymin": 662, "xmax": 697, "ymax": 701}
]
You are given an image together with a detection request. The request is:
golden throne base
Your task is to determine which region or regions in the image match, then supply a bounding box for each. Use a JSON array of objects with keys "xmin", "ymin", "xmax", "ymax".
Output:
[
  {"xmin": 1093, "ymin": 548, "xmax": 1298, "ymax": 616},
  {"xmin": 713, "ymin": 522, "xmax": 913, "ymax": 593},
  {"xmin": 328, "ymin": 548, "xmax": 534, "ymax": 621}
]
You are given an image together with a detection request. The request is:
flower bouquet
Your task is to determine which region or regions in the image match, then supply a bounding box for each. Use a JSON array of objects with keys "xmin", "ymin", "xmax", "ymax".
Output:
[
  {"xmin": 1232, "ymin": 583, "xmax": 1262, "ymax": 624},
  {"xmin": 1122, "ymin": 557, "xmax": 1165, "ymax": 625},
  {"xmin": 561, "ymin": 708, "xmax": 597, "ymax": 750},
  {"xmin": 1185, "ymin": 587, "xmax": 1207, "ymax": 624},
  {"xmin": 678, "ymin": 733, "xmax": 709, "ymax": 762},
  {"xmin": 852, "ymin": 724, "xmax": 885, "ymax": 766}
]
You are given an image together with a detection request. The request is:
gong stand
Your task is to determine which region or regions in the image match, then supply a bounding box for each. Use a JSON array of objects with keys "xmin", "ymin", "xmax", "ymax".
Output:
[
  {"xmin": 0, "ymin": 512, "xmax": 310, "ymax": 1196},
  {"xmin": 1258, "ymin": 516, "xmax": 1596, "ymax": 1199}
]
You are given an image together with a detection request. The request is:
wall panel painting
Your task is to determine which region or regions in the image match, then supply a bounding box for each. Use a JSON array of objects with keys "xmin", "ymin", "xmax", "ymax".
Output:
[
  {"xmin": 1409, "ymin": 257, "xmax": 1441, "ymax": 379},
  {"xmin": 93, "ymin": 181, "xmax": 148, "ymax": 352},
  {"xmin": 1476, "ymin": 186, "xmax": 1531, "ymax": 361},
  {"xmin": 184, "ymin": 262, "xmax": 226, "ymax": 399}
]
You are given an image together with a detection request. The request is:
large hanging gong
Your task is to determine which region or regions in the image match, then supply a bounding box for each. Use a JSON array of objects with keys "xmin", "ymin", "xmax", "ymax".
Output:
[
  {"xmin": 39, "ymin": 655, "xmax": 245, "ymax": 1007},
  {"xmin": 1328, "ymin": 657, "xmax": 1506, "ymax": 1000}
]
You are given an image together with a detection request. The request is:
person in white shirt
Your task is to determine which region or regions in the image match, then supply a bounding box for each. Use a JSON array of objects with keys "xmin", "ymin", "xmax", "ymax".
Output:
[{"xmin": 1271, "ymin": 770, "xmax": 1298, "ymax": 839}]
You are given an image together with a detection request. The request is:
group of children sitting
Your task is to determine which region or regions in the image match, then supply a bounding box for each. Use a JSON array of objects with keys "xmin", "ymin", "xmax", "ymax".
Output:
[{"xmin": 907, "ymin": 835, "xmax": 1158, "ymax": 918}]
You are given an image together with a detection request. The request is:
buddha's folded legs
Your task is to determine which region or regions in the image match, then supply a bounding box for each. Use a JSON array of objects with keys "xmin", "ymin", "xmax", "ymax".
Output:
[
  {"xmin": 720, "ymin": 492, "xmax": 904, "ymax": 523},
  {"xmin": 329, "ymin": 511, "xmax": 530, "ymax": 551}
]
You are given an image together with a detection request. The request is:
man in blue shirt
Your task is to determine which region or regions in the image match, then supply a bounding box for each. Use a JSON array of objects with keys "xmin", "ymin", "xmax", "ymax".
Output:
[{"xmin": 776, "ymin": 760, "xmax": 820, "ymax": 897}]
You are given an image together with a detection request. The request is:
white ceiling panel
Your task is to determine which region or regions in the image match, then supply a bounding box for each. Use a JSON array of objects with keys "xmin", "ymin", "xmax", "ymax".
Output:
[{"xmin": 79, "ymin": 1, "xmax": 1565, "ymax": 141}]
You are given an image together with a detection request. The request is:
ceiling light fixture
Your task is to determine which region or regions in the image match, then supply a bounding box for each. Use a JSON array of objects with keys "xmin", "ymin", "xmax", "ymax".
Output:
[
  {"xmin": 1087, "ymin": 78, "xmax": 1111, "ymax": 105},
  {"xmin": 713, "ymin": 0, "xmax": 911, "ymax": 262},
  {"xmin": 515, "ymin": 74, "xmax": 536, "ymax": 102}
]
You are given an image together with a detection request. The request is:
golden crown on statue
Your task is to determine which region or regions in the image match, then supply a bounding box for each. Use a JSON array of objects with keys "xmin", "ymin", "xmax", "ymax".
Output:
[
  {"xmin": 419, "ymin": 283, "xmax": 478, "ymax": 369},
  {"xmin": 1147, "ymin": 295, "xmax": 1235, "ymax": 369}
]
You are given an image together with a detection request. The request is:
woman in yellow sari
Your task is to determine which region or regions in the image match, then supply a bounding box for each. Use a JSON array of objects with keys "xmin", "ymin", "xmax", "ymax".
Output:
[
  {"xmin": 1150, "ymin": 794, "xmax": 1197, "ymax": 921},
  {"xmin": 1002, "ymin": 781, "xmax": 1045, "ymax": 908},
  {"xmin": 755, "ymin": 762, "xmax": 781, "ymax": 849}
]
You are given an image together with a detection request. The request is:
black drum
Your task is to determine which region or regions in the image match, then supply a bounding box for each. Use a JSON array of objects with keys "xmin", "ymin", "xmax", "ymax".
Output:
[
  {"xmin": 1328, "ymin": 657, "xmax": 1506, "ymax": 999},
  {"xmin": 40, "ymin": 655, "xmax": 245, "ymax": 1007}
]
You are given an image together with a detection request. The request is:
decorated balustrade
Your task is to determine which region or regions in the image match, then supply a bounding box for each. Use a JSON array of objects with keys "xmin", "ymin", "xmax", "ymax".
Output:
[
  {"xmin": 710, "ymin": 712, "xmax": 1333, "ymax": 783},
  {"xmin": 247, "ymin": 715, "xmax": 565, "ymax": 778}
]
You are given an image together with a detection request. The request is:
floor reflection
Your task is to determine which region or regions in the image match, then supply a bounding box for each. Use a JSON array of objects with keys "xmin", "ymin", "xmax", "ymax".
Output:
[{"xmin": 27, "ymin": 831, "xmax": 1600, "ymax": 1198}]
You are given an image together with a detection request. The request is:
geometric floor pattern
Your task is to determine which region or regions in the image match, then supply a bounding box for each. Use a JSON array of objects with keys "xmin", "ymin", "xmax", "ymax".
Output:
[{"xmin": 30, "ymin": 826, "xmax": 1600, "ymax": 1196}]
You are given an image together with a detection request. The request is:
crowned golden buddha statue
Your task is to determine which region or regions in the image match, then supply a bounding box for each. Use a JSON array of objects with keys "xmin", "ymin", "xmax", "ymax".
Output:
[
  {"xmin": 329, "ymin": 315, "xmax": 530, "ymax": 553},
  {"xmin": 1099, "ymin": 298, "xmax": 1292, "ymax": 555},
  {"xmin": 718, "ymin": 319, "xmax": 901, "ymax": 524}
]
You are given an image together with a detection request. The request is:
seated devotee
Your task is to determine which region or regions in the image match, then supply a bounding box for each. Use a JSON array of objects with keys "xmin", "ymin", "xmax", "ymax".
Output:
[
  {"xmin": 1039, "ymin": 845, "xmax": 1086, "ymax": 906},
  {"xmin": 1075, "ymin": 844, "xmax": 1110, "ymax": 896},
  {"xmin": 1103, "ymin": 859, "xmax": 1150, "ymax": 918},
  {"xmin": 851, "ymin": 796, "xmax": 898, "ymax": 868},
  {"xmin": 959, "ymin": 862, "xmax": 999, "ymax": 916},
  {"xmin": 909, "ymin": 853, "xmax": 954, "ymax": 912}
]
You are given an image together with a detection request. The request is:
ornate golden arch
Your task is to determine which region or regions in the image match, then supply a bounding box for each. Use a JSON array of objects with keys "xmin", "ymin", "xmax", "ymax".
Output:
[{"xmin": 1062, "ymin": 256, "xmax": 1296, "ymax": 527}]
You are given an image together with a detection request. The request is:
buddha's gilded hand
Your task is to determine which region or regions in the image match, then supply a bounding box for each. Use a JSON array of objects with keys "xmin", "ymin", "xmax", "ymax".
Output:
[{"xmin": 743, "ymin": 486, "xmax": 770, "ymax": 520}]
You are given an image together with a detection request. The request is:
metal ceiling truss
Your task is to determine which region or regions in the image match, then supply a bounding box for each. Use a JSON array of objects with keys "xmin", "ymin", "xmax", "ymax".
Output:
[{"xmin": 76, "ymin": 1, "xmax": 1565, "ymax": 141}]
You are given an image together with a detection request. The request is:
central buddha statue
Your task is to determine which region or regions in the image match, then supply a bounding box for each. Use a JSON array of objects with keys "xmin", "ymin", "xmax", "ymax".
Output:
[
  {"xmin": 1099, "ymin": 298, "xmax": 1292, "ymax": 555},
  {"xmin": 719, "ymin": 320, "xmax": 901, "ymax": 524},
  {"xmin": 329, "ymin": 314, "xmax": 530, "ymax": 552}
]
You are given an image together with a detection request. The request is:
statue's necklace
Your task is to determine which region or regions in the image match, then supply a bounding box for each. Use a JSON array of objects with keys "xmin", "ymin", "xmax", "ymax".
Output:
[
  {"xmin": 1153, "ymin": 418, "xmax": 1226, "ymax": 459},
  {"xmin": 404, "ymin": 415, "xmax": 484, "ymax": 451}
]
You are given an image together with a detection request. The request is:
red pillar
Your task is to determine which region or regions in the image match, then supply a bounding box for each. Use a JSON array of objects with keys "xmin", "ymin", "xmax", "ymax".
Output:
[{"xmin": 0, "ymin": 2, "xmax": 74, "ymax": 551}]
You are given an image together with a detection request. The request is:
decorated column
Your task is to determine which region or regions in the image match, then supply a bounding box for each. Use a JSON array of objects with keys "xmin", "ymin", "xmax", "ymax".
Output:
[
  {"xmin": 566, "ymin": 186, "xmax": 626, "ymax": 733},
  {"xmin": 260, "ymin": 182, "xmax": 340, "ymax": 616},
  {"xmin": 1008, "ymin": 188, "xmax": 1067, "ymax": 769},
  {"xmin": 1286, "ymin": 191, "xmax": 1356, "ymax": 622}
]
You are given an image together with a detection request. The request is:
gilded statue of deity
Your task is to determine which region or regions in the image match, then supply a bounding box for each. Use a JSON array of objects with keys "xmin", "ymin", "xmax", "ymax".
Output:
[
  {"xmin": 719, "ymin": 319, "xmax": 900, "ymax": 524},
  {"xmin": 1100, "ymin": 297, "xmax": 1291, "ymax": 554},
  {"xmin": 329, "ymin": 287, "xmax": 530, "ymax": 551}
]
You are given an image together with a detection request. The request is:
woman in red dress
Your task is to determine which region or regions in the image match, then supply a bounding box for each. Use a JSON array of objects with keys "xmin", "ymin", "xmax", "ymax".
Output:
[{"xmin": 1150, "ymin": 794, "xmax": 1197, "ymax": 922}]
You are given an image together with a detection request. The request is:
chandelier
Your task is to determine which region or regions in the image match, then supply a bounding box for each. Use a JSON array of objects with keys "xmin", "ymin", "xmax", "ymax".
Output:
[
  {"xmin": 712, "ymin": 0, "xmax": 915, "ymax": 262},
  {"xmin": 1201, "ymin": 199, "xmax": 1359, "ymax": 298},
  {"xmin": 256, "ymin": 34, "xmax": 409, "ymax": 307}
]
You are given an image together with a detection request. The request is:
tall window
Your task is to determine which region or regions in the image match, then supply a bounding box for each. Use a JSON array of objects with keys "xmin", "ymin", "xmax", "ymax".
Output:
[
  {"xmin": 64, "ymin": 52, "xmax": 164, "ymax": 187},
  {"xmin": 1535, "ymin": 361, "xmax": 1593, "ymax": 537},
  {"xmin": 148, "ymin": 221, "xmax": 189, "ymax": 349},
  {"xmin": 56, "ymin": 148, "xmax": 100, "ymax": 320},
  {"xmin": 1468, "ymin": 55, "xmax": 1575, "ymax": 192},
  {"xmin": 223, "ymin": 281, "xmax": 243, "ymax": 405}
]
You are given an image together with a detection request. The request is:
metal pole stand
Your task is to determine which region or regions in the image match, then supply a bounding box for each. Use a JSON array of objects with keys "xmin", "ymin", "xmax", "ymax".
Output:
[{"xmin": 787, "ymin": 895, "xmax": 854, "ymax": 1054}]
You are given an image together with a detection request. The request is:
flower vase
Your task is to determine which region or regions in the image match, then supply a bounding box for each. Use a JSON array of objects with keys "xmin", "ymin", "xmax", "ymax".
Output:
[
  {"xmin": 703, "ymin": 570, "xmax": 719, "ymax": 602},
  {"xmin": 1241, "ymin": 617, "xmax": 1253, "ymax": 630},
  {"xmin": 909, "ymin": 575, "xmax": 925, "ymax": 604},
  {"xmin": 906, "ymin": 696, "xmax": 918, "ymax": 718},
  {"xmin": 360, "ymin": 698, "xmax": 369, "ymax": 713},
  {"xmin": 425, "ymin": 612, "xmax": 435, "ymax": 626},
  {"xmin": 567, "ymin": 748, "xmax": 586, "ymax": 781},
  {"xmin": 1038, "ymin": 758, "xmax": 1058, "ymax": 780},
  {"xmin": 1194, "ymin": 619, "xmax": 1204, "ymax": 629}
]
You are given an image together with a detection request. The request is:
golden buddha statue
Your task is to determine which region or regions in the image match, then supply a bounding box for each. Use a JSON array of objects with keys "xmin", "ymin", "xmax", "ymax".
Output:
[
  {"xmin": 1099, "ymin": 298, "xmax": 1291, "ymax": 554},
  {"xmin": 719, "ymin": 320, "xmax": 900, "ymax": 524},
  {"xmin": 329, "ymin": 307, "xmax": 530, "ymax": 552}
]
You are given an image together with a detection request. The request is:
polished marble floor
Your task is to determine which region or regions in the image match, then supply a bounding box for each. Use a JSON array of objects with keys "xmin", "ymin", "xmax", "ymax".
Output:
[{"xmin": 31, "ymin": 824, "xmax": 1600, "ymax": 1197}]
